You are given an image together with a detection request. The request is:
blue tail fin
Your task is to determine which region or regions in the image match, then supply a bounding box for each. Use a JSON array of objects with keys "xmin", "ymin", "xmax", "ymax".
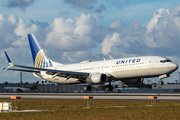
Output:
[{"xmin": 28, "ymin": 34, "xmax": 53, "ymax": 68}]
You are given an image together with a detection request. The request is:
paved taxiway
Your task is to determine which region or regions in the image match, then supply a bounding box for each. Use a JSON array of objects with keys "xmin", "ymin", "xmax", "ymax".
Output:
[{"xmin": 0, "ymin": 93, "xmax": 180, "ymax": 101}]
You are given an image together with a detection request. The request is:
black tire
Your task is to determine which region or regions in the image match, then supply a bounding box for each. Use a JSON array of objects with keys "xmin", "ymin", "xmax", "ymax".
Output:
[
  {"xmin": 87, "ymin": 85, "xmax": 92, "ymax": 91},
  {"xmin": 105, "ymin": 85, "xmax": 113, "ymax": 91},
  {"xmin": 109, "ymin": 85, "xmax": 113, "ymax": 91},
  {"xmin": 159, "ymin": 81, "xmax": 164, "ymax": 85},
  {"xmin": 161, "ymin": 81, "xmax": 164, "ymax": 85},
  {"xmin": 105, "ymin": 86, "xmax": 110, "ymax": 91}
]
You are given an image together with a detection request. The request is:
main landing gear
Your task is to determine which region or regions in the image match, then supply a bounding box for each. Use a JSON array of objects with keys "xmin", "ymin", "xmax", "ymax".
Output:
[
  {"xmin": 83, "ymin": 84, "xmax": 114, "ymax": 92},
  {"xmin": 84, "ymin": 78, "xmax": 114, "ymax": 92},
  {"xmin": 105, "ymin": 79, "xmax": 114, "ymax": 91},
  {"xmin": 84, "ymin": 85, "xmax": 92, "ymax": 91},
  {"xmin": 105, "ymin": 85, "xmax": 113, "ymax": 91}
]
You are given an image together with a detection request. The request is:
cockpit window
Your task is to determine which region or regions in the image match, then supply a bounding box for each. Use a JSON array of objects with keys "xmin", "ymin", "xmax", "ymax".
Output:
[
  {"xmin": 166, "ymin": 60, "xmax": 171, "ymax": 62},
  {"xmin": 160, "ymin": 60, "xmax": 166, "ymax": 63},
  {"xmin": 160, "ymin": 60, "xmax": 172, "ymax": 63}
]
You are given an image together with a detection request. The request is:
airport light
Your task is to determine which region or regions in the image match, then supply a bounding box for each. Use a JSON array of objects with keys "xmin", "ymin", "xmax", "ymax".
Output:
[
  {"xmin": 179, "ymin": 72, "xmax": 180, "ymax": 84},
  {"xmin": 20, "ymin": 72, "xmax": 22, "ymax": 84}
]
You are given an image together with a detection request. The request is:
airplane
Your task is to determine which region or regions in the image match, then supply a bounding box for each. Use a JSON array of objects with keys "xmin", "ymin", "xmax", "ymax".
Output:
[
  {"xmin": 3, "ymin": 34, "xmax": 179, "ymax": 91},
  {"xmin": 1, "ymin": 81, "xmax": 39, "ymax": 93}
]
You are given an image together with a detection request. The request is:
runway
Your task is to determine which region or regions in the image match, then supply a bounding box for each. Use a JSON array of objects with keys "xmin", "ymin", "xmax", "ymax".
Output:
[{"xmin": 0, "ymin": 93, "xmax": 180, "ymax": 101}]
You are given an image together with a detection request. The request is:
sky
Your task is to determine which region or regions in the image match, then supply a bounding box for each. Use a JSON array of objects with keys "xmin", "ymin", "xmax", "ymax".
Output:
[{"xmin": 0, "ymin": 0, "xmax": 180, "ymax": 84}]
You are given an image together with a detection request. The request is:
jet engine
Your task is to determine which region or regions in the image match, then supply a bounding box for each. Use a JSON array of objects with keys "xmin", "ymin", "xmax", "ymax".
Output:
[
  {"xmin": 121, "ymin": 77, "xmax": 144, "ymax": 85},
  {"xmin": 86, "ymin": 73, "xmax": 107, "ymax": 84}
]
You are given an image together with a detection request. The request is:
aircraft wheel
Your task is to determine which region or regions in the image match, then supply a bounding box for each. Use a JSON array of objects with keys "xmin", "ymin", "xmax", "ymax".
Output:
[
  {"xmin": 109, "ymin": 85, "xmax": 113, "ymax": 91},
  {"xmin": 105, "ymin": 86, "xmax": 110, "ymax": 91},
  {"xmin": 87, "ymin": 85, "xmax": 92, "ymax": 91},
  {"xmin": 84, "ymin": 85, "xmax": 88, "ymax": 91},
  {"xmin": 84, "ymin": 85, "xmax": 92, "ymax": 91},
  {"xmin": 105, "ymin": 85, "xmax": 113, "ymax": 91},
  {"xmin": 159, "ymin": 81, "xmax": 164, "ymax": 85}
]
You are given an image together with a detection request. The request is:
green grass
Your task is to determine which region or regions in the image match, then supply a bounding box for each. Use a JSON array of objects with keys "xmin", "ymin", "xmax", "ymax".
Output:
[{"xmin": 0, "ymin": 99, "xmax": 180, "ymax": 120}]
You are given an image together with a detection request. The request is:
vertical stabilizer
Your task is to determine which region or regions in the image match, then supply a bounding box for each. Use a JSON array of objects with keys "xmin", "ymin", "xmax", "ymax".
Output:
[{"xmin": 28, "ymin": 34, "xmax": 53, "ymax": 68}]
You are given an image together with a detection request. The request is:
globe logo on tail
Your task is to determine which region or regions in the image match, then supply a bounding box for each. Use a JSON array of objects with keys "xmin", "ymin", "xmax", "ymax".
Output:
[{"xmin": 35, "ymin": 49, "xmax": 52, "ymax": 68}]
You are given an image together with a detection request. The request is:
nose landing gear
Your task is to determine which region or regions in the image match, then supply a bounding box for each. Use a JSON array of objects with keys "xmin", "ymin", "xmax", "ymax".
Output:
[
  {"xmin": 159, "ymin": 81, "xmax": 164, "ymax": 85},
  {"xmin": 158, "ymin": 74, "xmax": 169, "ymax": 85}
]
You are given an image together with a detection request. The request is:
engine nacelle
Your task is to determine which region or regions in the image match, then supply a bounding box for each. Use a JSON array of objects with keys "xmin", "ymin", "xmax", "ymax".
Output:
[
  {"xmin": 86, "ymin": 73, "xmax": 107, "ymax": 84},
  {"xmin": 39, "ymin": 71, "xmax": 53, "ymax": 79},
  {"xmin": 122, "ymin": 77, "xmax": 144, "ymax": 85}
]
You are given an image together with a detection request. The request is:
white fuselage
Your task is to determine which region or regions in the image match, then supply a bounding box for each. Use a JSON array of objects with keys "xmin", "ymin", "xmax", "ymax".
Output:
[{"xmin": 34, "ymin": 56, "xmax": 178, "ymax": 84}]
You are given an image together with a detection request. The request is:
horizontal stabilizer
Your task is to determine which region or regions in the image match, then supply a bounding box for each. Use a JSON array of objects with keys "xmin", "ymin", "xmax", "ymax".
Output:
[
  {"xmin": 3, "ymin": 62, "xmax": 89, "ymax": 78},
  {"xmin": 3, "ymin": 51, "xmax": 89, "ymax": 80},
  {"xmin": 3, "ymin": 68, "xmax": 40, "ymax": 73},
  {"xmin": 12, "ymin": 64, "xmax": 89, "ymax": 76}
]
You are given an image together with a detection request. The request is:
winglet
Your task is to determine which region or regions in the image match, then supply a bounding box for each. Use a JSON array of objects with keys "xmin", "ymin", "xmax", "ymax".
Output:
[
  {"xmin": 4, "ymin": 51, "xmax": 13, "ymax": 64},
  {"xmin": 4, "ymin": 51, "xmax": 14, "ymax": 70}
]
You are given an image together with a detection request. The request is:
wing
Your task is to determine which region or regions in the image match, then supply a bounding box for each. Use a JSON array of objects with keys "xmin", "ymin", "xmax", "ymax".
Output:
[{"xmin": 4, "ymin": 51, "xmax": 89, "ymax": 79}]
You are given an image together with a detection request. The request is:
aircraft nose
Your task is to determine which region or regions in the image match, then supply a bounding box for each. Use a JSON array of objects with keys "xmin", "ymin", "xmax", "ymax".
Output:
[{"xmin": 171, "ymin": 63, "xmax": 179, "ymax": 71}]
